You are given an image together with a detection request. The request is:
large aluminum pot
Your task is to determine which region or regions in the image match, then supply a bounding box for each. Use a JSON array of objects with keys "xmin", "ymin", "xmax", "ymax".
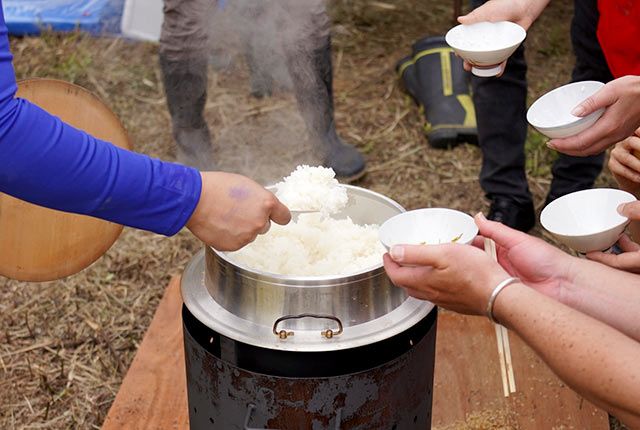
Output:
[{"xmin": 182, "ymin": 185, "xmax": 435, "ymax": 352}]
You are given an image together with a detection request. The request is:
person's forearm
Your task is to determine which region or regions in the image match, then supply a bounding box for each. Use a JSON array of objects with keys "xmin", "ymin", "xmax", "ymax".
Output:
[
  {"xmin": 0, "ymin": 7, "xmax": 201, "ymax": 235},
  {"xmin": 555, "ymin": 258, "xmax": 640, "ymax": 342},
  {"xmin": 0, "ymin": 98, "xmax": 202, "ymax": 235},
  {"xmin": 521, "ymin": 0, "xmax": 550, "ymax": 28},
  {"xmin": 493, "ymin": 283, "xmax": 640, "ymax": 427}
]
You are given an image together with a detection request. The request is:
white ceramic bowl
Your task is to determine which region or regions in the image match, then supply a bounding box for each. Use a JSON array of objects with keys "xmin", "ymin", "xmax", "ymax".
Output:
[
  {"xmin": 445, "ymin": 21, "xmax": 526, "ymax": 77},
  {"xmin": 540, "ymin": 188, "xmax": 636, "ymax": 253},
  {"xmin": 378, "ymin": 208, "xmax": 479, "ymax": 251},
  {"xmin": 527, "ymin": 81, "xmax": 605, "ymax": 139}
]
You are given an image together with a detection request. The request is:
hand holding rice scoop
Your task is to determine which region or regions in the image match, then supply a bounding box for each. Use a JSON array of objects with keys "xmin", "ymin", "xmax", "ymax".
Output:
[{"xmin": 228, "ymin": 165, "xmax": 386, "ymax": 276}]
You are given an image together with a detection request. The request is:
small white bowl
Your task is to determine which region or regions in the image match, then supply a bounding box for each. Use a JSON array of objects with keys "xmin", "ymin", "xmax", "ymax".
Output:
[
  {"xmin": 445, "ymin": 21, "xmax": 526, "ymax": 77},
  {"xmin": 540, "ymin": 188, "xmax": 636, "ymax": 253},
  {"xmin": 527, "ymin": 81, "xmax": 605, "ymax": 139},
  {"xmin": 379, "ymin": 208, "xmax": 478, "ymax": 251}
]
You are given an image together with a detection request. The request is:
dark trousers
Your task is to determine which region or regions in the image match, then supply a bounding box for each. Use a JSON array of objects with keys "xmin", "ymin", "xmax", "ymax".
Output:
[{"xmin": 471, "ymin": 0, "xmax": 613, "ymax": 205}]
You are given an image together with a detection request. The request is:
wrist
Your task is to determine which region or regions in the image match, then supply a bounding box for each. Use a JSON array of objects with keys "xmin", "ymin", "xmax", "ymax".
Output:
[
  {"xmin": 486, "ymin": 277, "xmax": 521, "ymax": 324},
  {"xmin": 491, "ymin": 281, "xmax": 528, "ymax": 327},
  {"xmin": 554, "ymin": 257, "xmax": 593, "ymax": 308},
  {"xmin": 522, "ymin": 0, "xmax": 549, "ymax": 29},
  {"xmin": 185, "ymin": 171, "xmax": 205, "ymax": 231}
]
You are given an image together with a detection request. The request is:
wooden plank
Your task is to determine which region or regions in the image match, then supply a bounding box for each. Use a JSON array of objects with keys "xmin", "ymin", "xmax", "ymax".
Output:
[
  {"xmin": 432, "ymin": 310, "xmax": 609, "ymax": 429},
  {"xmin": 103, "ymin": 281, "xmax": 609, "ymax": 429},
  {"xmin": 102, "ymin": 276, "xmax": 189, "ymax": 430},
  {"xmin": 0, "ymin": 79, "xmax": 130, "ymax": 282}
]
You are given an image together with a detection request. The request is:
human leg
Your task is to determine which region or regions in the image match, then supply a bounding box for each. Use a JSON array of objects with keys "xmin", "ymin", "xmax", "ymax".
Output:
[
  {"xmin": 282, "ymin": 0, "xmax": 366, "ymax": 182},
  {"xmin": 471, "ymin": 0, "xmax": 534, "ymax": 231},
  {"xmin": 159, "ymin": 0, "xmax": 215, "ymax": 171},
  {"xmin": 546, "ymin": 0, "xmax": 612, "ymax": 204}
]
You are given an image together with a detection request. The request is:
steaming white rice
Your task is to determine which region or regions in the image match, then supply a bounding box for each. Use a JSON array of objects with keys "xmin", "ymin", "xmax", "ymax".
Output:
[
  {"xmin": 227, "ymin": 165, "xmax": 384, "ymax": 276},
  {"xmin": 227, "ymin": 213, "xmax": 385, "ymax": 276},
  {"xmin": 274, "ymin": 165, "xmax": 347, "ymax": 213}
]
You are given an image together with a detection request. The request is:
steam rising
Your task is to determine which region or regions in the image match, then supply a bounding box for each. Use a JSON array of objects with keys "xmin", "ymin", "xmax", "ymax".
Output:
[{"xmin": 170, "ymin": 0, "xmax": 333, "ymax": 185}]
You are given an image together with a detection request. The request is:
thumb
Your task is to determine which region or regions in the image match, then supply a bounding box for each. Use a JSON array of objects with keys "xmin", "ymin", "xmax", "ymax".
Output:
[
  {"xmin": 474, "ymin": 212, "xmax": 527, "ymax": 249},
  {"xmin": 571, "ymin": 86, "xmax": 615, "ymax": 117},
  {"xmin": 617, "ymin": 201, "xmax": 640, "ymax": 220},
  {"xmin": 389, "ymin": 244, "xmax": 446, "ymax": 267},
  {"xmin": 270, "ymin": 199, "xmax": 292, "ymax": 226}
]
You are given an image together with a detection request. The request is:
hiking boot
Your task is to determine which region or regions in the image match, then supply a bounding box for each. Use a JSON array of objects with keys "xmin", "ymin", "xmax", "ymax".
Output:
[
  {"xmin": 285, "ymin": 26, "xmax": 365, "ymax": 182},
  {"xmin": 397, "ymin": 35, "xmax": 478, "ymax": 149},
  {"xmin": 160, "ymin": 55, "xmax": 215, "ymax": 171},
  {"xmin": 246, "ymin": 41, "xmax": 274, "ymax": 99}
]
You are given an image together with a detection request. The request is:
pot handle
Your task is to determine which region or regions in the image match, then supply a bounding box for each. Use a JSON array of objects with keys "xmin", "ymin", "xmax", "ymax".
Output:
[
  {"xmin": 244, "ymin": 403, "xmax": 343, "ymax": 430},
  {"xmin": 272, "ymin": 313, "xmax": 343, "ymax": 339}
]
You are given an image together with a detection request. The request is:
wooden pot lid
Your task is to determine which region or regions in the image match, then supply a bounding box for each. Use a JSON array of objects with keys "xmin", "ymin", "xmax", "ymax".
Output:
[{"xmin": 0, "ymin": 78, "xmax": 132, "ymax": 282}]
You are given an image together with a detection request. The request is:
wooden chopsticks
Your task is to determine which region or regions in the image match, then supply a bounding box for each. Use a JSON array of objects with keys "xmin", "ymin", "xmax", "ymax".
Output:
[{"xmin": 484, "ymin": 237, "xmax": 517, "ymax": 397}]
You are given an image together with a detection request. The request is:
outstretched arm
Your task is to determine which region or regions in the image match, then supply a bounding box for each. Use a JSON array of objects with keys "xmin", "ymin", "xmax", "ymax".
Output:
[
  {"xmin": 477, "ymin": 213, "xmax": 640, "ymax": 342},
  {"xmin": 0, "ymin": 7, "xmax": 289, "ymax": 250},
  {"xmin": 492, "ymin": 281, "xmax": 640, "ymax": 427},
  {"xmin": 385, "ymin": 214, "xmax": 640, "ymax": 341},
  {"xmin": 383, "ymin": 214, "xmax": 640, "ymax": 427}
]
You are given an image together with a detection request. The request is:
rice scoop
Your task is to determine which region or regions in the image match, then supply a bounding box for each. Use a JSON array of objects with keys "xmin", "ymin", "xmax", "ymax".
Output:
[{"xmin": 226, "ymin": 165, "xmax": 386, "ymax": 276}]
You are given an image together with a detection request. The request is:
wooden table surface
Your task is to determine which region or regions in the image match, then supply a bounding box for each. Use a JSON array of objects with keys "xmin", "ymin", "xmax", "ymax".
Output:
[{"xmin": 102, "ymin": 276, "xmax": 608, "ymax": 430}]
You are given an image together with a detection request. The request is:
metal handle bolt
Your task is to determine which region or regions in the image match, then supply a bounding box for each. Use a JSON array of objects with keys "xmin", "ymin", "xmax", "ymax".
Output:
[{"xmin": 272, "ymin": 313, "xmax": 343, "ymax": 339}]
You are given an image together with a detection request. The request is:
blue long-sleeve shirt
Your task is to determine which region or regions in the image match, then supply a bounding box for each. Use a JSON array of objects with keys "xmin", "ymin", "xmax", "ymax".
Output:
[{"xmin": 0, "ymin": 1, "xmax": 201, "ymax": 236}]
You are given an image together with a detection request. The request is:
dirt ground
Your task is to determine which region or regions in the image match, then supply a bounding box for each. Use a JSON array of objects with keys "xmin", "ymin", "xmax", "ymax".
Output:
[{"xmin": 0, "ymin": 0, "xmax": 622, "ymax": 429}]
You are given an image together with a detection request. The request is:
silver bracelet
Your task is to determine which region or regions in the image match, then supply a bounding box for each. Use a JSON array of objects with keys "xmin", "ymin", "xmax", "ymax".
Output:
[{"xmin": 486, "ymin": 277, "xmax": 521, "ymax": 324}]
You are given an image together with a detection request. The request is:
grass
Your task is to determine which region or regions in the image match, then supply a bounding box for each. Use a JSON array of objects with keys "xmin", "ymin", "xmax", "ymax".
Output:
[
  {"xmin": 525, "ymin": 131, "xmax": 557, "ymax": 178},
  {"xmin": 0, "ymin": 0, "xmax": 621, "ymax": 428}
]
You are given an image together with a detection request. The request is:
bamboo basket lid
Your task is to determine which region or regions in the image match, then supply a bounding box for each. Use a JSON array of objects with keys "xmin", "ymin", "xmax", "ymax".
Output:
[{"xmin": 0, "ymin": 78, "xmax": 132, "ymax": 281}]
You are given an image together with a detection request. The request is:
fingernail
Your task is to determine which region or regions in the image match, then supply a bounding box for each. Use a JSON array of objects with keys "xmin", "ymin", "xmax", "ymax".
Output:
[
  {"xmin": 571, "ymin": 105, "xmax": 585, "ymax": 117},
  {"xmin": 476, "ymin": 212, "xmax": 487, "ymax": 221},
  {"xmin": 390, "ymin": 245, "xmax": 405, "ymax": 261},
  {"xmin": 617, "ymin": 203, "xmax": 626, "ymax": 214},
  {"xmin": 546, "ymin": 141, "xmax": 556, "ymax": 150}
]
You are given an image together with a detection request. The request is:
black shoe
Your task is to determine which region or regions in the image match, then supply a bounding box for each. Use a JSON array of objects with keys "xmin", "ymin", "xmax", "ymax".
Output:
[
  {"xmin": 175, "ymin": 127, "xmax": 215, "ymax": 171},
  {"xmin": 488, "ymin": 198, "xmax": 535, "ymax": 232},
  {"xmin": 284, "ymin": 31, "xmax": 366, "ymax": 183},
  {"xmin": 246, "ymin": 47, "xmax": 274, "ymax": 99},
  {"xmin": 323, "ymin": 132, "xmax": 366, "ymax": 183},
  {"xmin": 159, "ymin": 55, "xmax": 215, "ymax": 170}
]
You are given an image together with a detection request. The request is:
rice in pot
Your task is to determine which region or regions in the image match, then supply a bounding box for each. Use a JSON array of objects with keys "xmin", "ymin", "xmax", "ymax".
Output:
[
  {"xmin": 227, "ymin": 213, "xmax": 385, "ymax": 276},
  {"xmin": 227, "ymin": 165, "xmax": 385, "ymax": 276}
]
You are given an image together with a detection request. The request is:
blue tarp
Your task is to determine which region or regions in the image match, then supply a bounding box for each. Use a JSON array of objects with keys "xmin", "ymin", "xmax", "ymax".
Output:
[{"xmin": 3, "ymin": 0, "xmax": 124, "ymax": 35}]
